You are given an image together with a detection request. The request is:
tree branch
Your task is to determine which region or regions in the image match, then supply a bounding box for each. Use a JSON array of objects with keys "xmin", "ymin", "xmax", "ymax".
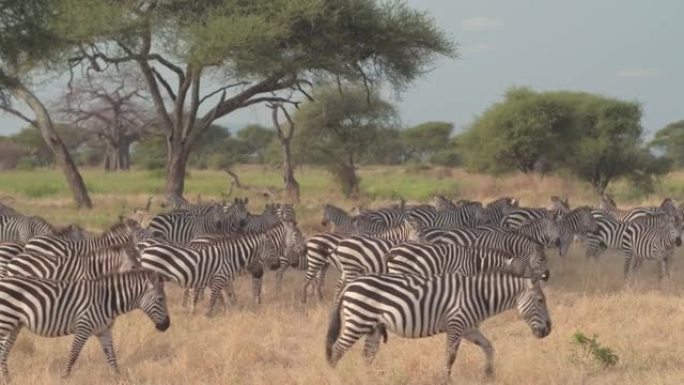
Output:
[
  {"xmin": 0, "ymin": 105, "xmax": 36, "ymax": 127},
  {"xmin": 151, "ymin": 67, "xmax": 177, "ymax": 101},
  {"xmin": 198, "ymin": 81, "xmax": 248, "ymax": 105}
]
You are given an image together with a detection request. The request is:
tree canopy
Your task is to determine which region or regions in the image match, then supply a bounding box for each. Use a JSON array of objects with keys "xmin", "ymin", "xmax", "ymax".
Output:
[
  {"xmin": 293, "ymin": 84, "xmax": 398, "ymax": 197},
  {"xmin": 60, "ymin": 0, "xmax": 456, "ymax": 196},
  {"xmin": 651, "ymin": 120, "xmax": 684, "ymax": 168},
  {"xmin": 458, "ymin": 87, "xmax": 669, "ymax": 193}
]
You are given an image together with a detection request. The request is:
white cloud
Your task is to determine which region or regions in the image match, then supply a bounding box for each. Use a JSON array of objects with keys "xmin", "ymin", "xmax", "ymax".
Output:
[
  {"xmin": 460, "ymin": 43, "xmax": 493, "ymax": 55},
  {"xmin": 461, "ymin": 17, "xmax": 502, "ymax": 32},
  {"xmin": 616, "ymin": 68, "xmax": 657, "ymax": 78}
]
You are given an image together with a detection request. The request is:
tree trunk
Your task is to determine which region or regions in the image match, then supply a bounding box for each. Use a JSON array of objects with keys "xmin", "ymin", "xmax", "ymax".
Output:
[
  {"xmin": 165, "ymin": 143, "xmax": 189, "ymax": 197},
  {"xmin": 340, "ymin": 153, "xmax": 360, "ymax": 199},
  {"xmin": 10, "ymin": 81, "xmax": 93, "ymax": 208},
  {"xmin": 280, "ymin": 140, "xmax": 300, "ymax": 203}
]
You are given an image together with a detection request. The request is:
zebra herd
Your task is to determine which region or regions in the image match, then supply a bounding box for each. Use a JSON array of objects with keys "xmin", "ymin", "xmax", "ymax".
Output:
[
  {"xmin": 0, "ymin": 193, "xmax": 681, "ymax": 381},
  {"xmin": 0, "ymin": 198, "xmax": 304, "ymax": 379}
]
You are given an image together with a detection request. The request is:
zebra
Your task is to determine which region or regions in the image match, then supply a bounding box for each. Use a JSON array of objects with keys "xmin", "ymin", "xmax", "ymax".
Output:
[
  {"xmin": 23, "ymin": 218, "xmax": 142, "ymax": 258},
  {"xmin": 583, "ymin": 213, "xmax": 672, "ymax": 259},
  {"xmin": 0, "ymin": 215, "xmax": 54, "ymax": 242},
  {"xmin": 277, "ymin": 203, "xmax": 296, "ymax": 222},
  {"xmin": 620, "ymin": 217, "xmax": 682, "ymax": 280},
  {"xmin": 481, "ymin": 197, "xmax": 518, "ymax": 225},
  {"xmin": 0, "ymin": 269, "xmax": 170, "ymax": 378},
  {"xmin": 513, "ymin": 218, "xmax": 561, "ymax": 251},
  {"xmin": 149, "ymin": 198, "xmax": 248, "ymax": 244},
  {"xmin": 432, "ymin": 195, "xmax": 459, "ymax": 211},
  {"xmin": 385, "ymin": 242, "xmax": 531, "ymax": 278},
  {"xmin": 241, "ymin": 203, "xmax": 281, "ymax": 233},
  {"xmin": 331, "ymin": 221, "xmax": 422, "ymax": 302},
  {"xmin": 320, "ymin": 204, "xmax": 355, "ymax": 235},
  {"xmin": 5, "ymin": 246, "xmax": 140, "ymax": 281},
  {"xmin": 325, "ymin": 273, "xmax": 552, "ymax": 379},
  {"xmin": 0, "ymin": 242, "xmax": 23, "ymax": 277},
  {"xmin": 353, "ymin": 205, "xmax": 408, "ymax": 229},
  {"xmin": 555, "ymin": 206, "xmax": 599, "ymax": 257},
  {"xmin": 415, "ymin": 202, "xmax": 486, "ymax": 230},
  {"xmin": 406, "ymin": 204, "xmax": 438, "ymax": 228},
  {"xmin": 140, "ymin": 235, "xmax": 278, "ymax": 315},
  {"xmin": 191, "ymin": 220, "xmax": 305, "ymax": 295},
  {"xmin": 500, "ymin": 197, "xmax": 570, "ymax": 229},
  {"xmin": 473, "ymin": 231, "xmax": 550, "ymax": 280},
  {"xmin": 599, "ymin": 195, "xmax": 680, "ymax": 222},
  {"xmin": 421, "ymin": 227, "xmax": 485, "ymax": 246},
  {"xmin": 299, "ymin": 232, "xmax": 345, "ymax": 303},
  {"xmin": 0, "ymin": 202, "xmax": 20, "ymax": 216}
]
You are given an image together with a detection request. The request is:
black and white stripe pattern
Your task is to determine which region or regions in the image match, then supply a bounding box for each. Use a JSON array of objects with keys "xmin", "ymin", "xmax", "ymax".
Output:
[
  {"xmin": 140, "ymin": 234, "xmax": 279, "ymax": 315},
  {"xmin": 500, "ymin": 197, "xmax": 569, "ymax": 229},
  {"xmin": 417, "ymin": 202, "xmax": 486, "ymax": 230},
  {"xmin": 325, "ymin": 273, "xmax": 552, "ymax": 379},
  {"xmin": 0, "ymin": 270, "xmax": 170, "ymax": 378},
  {"xmin": 299, "ymin": 232, "xmax": 344, "ymax": 303},
  {"xmin": 555, "ymin": 206, "xmax": 599, "ymax": 257},
  {"xmin": 0, "ymin": 215, "xmax": 54, "ymax": 242},
  {"xmin": 5, "ymin": 246, "xmax": 139, "ymax": 280},
  {"xmin": 385, "ymin": 242, "xmax": 529, "ymax": 277},
  {"xmin": 583, "ymin": 214, "xmax": 671, "ymax": 259},
  {"xmin": 0, "ymin": 242, "xmax": 23, "ymax": 277},
  {"xmin": 148, "ymin": 212, "xmax": 226, "ymax": 245},
  {"xmin": 620, "ymin": 218, "xmax": 682, "ymax": 280},
  {"xmin": 482, "ymin": 197, "xmax": 518, "ymax": 225},
  {"xmin": 473, "ymin": 231, "xmax": 550, "ymax": 280},
  {"xmin": 241, "ymin": 203, "xmax": 281, "ymax": 232},
  {"xmin": 321, "ymin": 204, "xmax": 355, "ymax": 235},
  {"xmin": 277, "ymin": 203, "xmax": 296, "ymax": 222},
  {"xmin": 23, "ymin": 219, "xmax": 141, "ymax": 258}
]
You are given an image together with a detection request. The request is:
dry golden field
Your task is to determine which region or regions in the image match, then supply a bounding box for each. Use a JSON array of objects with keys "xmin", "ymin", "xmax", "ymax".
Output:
[{"xmin": 2, "ymin": 166, "xmax": 684, "ymax": 384}]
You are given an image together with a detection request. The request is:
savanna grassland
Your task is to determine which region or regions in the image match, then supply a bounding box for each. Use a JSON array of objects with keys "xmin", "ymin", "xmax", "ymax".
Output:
[{"xmin": 1, "ymin": 165, "xmax": 684, "ymax": 385}]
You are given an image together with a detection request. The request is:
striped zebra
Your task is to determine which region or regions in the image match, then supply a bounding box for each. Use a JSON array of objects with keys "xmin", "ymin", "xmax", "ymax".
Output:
[
  {"xmin": 277, "ymin": 203, "xmax": 296, "ymax": 222},
  {"xmin": 5, "ymin": 246, "xmax": 140, "ymax": 280},
  {"xmin": 482, "ymin": 197, "xmax": 518, "ymax": 225},
  {"xmin": 406, "ymin": 204, "xmax": 438, "ymax": 228},
  {"xmin": 353, "ymin": 206, "xmax": 408, "ymax": 229},
  {"xmin": 0, "ymin": 215, "xmax": 54, "ymax": 242},
  {"xmin": 241, "ymin": 203, "xmax": 281, "ymax": 233},
  {"xmin": 299, "ymin": 232, "xmax": 345, "ymax": 303},
  {"xmin": 500, "ymin": 197, "xmax": 570, "ymax": 229},
  {"xmin": 320, "ymin": 204, "xmax": 355, "ymax": 235},
  {"xmin": 421, "ymin": 227, "xmax": 485, "ymax": 246},
  {"xmin": 191, "ymin": 220, "xmax": 305, "ymax": 295},
  {"xmin": 511, "ymin": 218, "xmax": 561, "ymax": 250},
  {"xmin": 473, "ymin": 231, "xmax": 550, "ymax": 280},
  {"xmin": 385, "ymin": 242, "xmax": 530, "ymax": 277},
  {"xmin": 584, "ymin": 213, "xmax": 671, "ymax": 259},
  {"xmin": 0, "ymin": 270, "xmax": 170, "ymax": 378},
  {"xmin": 331, "ymin": 220, "xmax": 422, "ymax": 301},
  {"xmin": 599, "ymin": 195, "xmax": 680, "ymax": 222},
  {"xmin": 0, "ymin": 242, "xmax": 23, "ymax": 277},
  {"xmin": 325, "ymin": 273, "xmax": 552, "ymax": 379},
  {"xmin": 23, "ymin": 219, "xmax": 141, "ymax": 258},
  {"xmin": 140, "ymin": 235, "xmax": 278, "ymax": 315},
  {"xmin": 555, "ymin": 206, "xmax": 599, "ymax": 257},
  {"xmin": 415, "ymin": 202, "xmax": 486, "ymax": 230},
  {"xmin": 620, "ymin": 218, "xmax": 682, "ymax": 280},
  {"xmin": 147, "ymin": 206, "xmax": 244, "ymax": 245}
]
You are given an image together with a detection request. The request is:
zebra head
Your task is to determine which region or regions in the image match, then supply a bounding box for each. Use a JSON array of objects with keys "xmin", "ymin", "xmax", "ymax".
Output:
[
  {"xmin": 139, "ymin": 271, "xmax": 171, "ymax": 332},
  {"xmin": 321, "ymin": 204, "xmax": 348, "ymax": 227},
  {"xmin": 283, "ymin": 220, "xmax": 305, "ymax": 250},
  {"xmin": 277, "ymin": 203, "xmax": 296, "ymax": 222},
  {"xmin": 224, "ymin": 197, "xmax": 249, "ymax": 229},
  {"xmin": 663, "ymin": 217, "xmax": 683, "ymax": 247},
  {"xmin": 503, "ymin": 257, "xmax": 529, "ymax": 277},
  {"xmin": 516, "ymin": 278, "xmax": 552, "ymax": 339}
]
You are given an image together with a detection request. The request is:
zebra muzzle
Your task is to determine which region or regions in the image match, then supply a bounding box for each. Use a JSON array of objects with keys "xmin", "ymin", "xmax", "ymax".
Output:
[
  {"xmin": 676, "ymin": 237, "xmax": 682, "ymax": 247},
  {"xmin": 541, "ymin": 270, "xmax": 550, "ymax": 281},
  {"xmin": 156, "ymin": 317, "xmax": 171, "ymax": 331}
]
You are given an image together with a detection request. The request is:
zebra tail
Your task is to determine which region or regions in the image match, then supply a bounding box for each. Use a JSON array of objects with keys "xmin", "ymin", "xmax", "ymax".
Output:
[
  {"xmin": 378, "ymin": 324, "xmax": 388, "ymax": 343},
  {"xmin": 325, "ymin": 299, "xmax": 343, "ymax": 365}
]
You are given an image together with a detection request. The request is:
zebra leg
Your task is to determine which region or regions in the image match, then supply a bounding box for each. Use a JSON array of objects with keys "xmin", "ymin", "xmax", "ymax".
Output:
[
  {"xmin": 361, "ymin": 326, "xmax": 385, "ymax": 365},
  {"xmin": 463, "ymin": 328, "xmax": 495, "ymax": 377},
  {"xmin": 62, "ymin": 330, "xmax": 91, "ymax": 378},
  {"xmin": 95, "ymin": 328, "xmax": 119, "ymax": 374},
  {"xmin": 316, "ymin": 263, "xmax": 330, "ymax": 300},
  {"xmin": 275, "ymin": 259, "xmax": 288, "ymax": 296},
  {"xmin": 190, "ymin": 288, "xmax": 201, "ymax": 315},
  {"xmin": 623, "ymin": 250, "xmax": 634, "ymax": 278},
  {"xmin": 444, "ymin": 317, "xmax": 466, "ymax": 379},
  {"xmin": 0, "ymin": 326, "xmax": 21, "ymax": 379},
  {"xmin": 181, "ymin": 288, "xmax": 190, "ymax": 308},
  {"xmin": 332, "ymin": 276, "xmax": 346, "ymax": 304},
  {"xmin": 251, "ymin": 265, "xmax": 265, "ymax": 305},
  {"xmin": 225, "ymin": 280, "xmax": 237, "ymax": 305},
  {"xmin": 206, "ymin": 278, "xmax": 228, "ymax": 317}
]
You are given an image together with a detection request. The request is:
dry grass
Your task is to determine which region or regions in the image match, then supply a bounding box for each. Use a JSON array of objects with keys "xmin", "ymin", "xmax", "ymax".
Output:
[{"xmin": 1, "ymin": 166, "xmax": 684, "ymax": 384}]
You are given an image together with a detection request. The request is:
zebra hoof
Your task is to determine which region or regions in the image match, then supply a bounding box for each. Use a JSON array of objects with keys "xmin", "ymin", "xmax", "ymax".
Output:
[{"xmin": 484, "ymin": 367, "xmax": 494, "ymax": 378}]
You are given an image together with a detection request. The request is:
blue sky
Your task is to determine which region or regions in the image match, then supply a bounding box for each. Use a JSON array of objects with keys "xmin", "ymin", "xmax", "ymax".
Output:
[{"xmin": 1, "ymin": 0, "xmax": 682, "ymax": 137}]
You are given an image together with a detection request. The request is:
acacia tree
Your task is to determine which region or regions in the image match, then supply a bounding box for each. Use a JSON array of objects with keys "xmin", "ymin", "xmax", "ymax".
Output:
[
  {"xmin": 0, "ymin": 0, "xmax": 92, "ymax": 208},
  {"xmin": 56, "ymin": 69, "xmax": 151, "ymax": 171},
  {"xmin": 62, "ymin": 0, "xmax": 455, "ymax": 197},
  {"xmin": 651, "ymin": 120, "xmax": 684, "ymax": 168},
  {"xmin": 293, "ymin": 85, "xmax": 398, "ymax": 197}
]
